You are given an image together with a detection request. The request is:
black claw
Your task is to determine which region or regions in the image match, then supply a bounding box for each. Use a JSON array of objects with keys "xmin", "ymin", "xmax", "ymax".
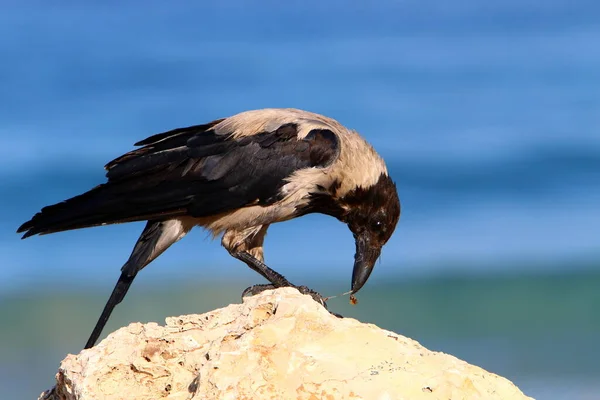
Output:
[
  {"xmin": 242, "ymin": 283, "xmax": 276, "ymax": 298},
  {"xmin": 241, "ymin": 283, "xmax": 336, "ymax": 313},
  {"xmin": 294, "ymin": 285, "xmax": 329, "ymax": 309},
  {"xmin": 233, "ymin": 251, "xmax": 336, "ymax": 313}
]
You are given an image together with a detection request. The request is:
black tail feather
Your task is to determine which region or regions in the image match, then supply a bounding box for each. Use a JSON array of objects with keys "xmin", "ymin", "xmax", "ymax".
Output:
[{"xmin": 17, "ymin": 182, "xmax": 187, "ymax": 239}]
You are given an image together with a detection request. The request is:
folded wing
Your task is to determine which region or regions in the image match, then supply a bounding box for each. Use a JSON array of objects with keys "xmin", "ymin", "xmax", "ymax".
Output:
[{"xmin": 17, "ymin": 119, "xmax": 339, "ymax": 238}]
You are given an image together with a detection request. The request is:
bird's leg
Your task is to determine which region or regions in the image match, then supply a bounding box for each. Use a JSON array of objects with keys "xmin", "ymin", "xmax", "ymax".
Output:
[
  {"xmin": 231, "ymin": 251, "xmax": 292, "ymax": 287},
  {"xmin": 223, "ymin": 226, "xmax": 329, "ymax": 309},
  {"xmin": 85, "ymin": 271, "xmax": 136, "ymax": 349},
  {"xmin": 231, "ymin": 251, "xmax": 329, "ymax": 309},
  {"xmin": 85, "ymin": 219, "xmax": 192, "ymax": 349}
]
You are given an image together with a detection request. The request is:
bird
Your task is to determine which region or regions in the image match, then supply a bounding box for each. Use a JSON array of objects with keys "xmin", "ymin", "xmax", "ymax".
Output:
[{"xmin": 17, "ymin": 108, "xmax": 401, "ymax": 349}]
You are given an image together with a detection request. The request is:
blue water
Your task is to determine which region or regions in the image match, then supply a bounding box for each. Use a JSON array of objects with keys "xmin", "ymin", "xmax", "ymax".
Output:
[
  {"xmin": 0, "ymin": 3, "xmax": 599, "ymax": 398},
  {"xmin": 1, "ymin": 1, "xmax": 598, "ymax": 292}
]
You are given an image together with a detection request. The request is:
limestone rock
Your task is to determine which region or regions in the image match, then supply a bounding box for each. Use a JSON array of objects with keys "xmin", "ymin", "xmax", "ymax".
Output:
[{"xmin": 40, "ymin": 287, "xmax": 533, "ymax": 400}]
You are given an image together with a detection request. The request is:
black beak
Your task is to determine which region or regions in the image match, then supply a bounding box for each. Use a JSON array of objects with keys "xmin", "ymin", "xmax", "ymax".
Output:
[{"xmin": 351, "ymin": 233, "xmax": 381, "ymax": 294}]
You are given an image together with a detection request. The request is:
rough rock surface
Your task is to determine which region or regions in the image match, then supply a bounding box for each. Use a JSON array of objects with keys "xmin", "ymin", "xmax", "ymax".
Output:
[{"xmin": 40, "ymin": 287, "xmax": 533, "ymax": 400}]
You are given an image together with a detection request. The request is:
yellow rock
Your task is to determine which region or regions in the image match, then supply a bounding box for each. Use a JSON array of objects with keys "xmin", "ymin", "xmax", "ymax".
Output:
[{"xmin": 40, "ymin": 287, "xmax": 533, "ymax": 400}]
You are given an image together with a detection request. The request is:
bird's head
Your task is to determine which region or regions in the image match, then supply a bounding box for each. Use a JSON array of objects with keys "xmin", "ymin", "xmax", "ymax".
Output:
[{"xmin": 340, "ymin": 173, "xmax": 401, "ymax": 294}]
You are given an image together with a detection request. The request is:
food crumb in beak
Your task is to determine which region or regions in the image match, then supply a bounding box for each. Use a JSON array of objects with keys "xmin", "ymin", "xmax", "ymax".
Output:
[{"xmin": 350, "ymin": 294, "xmax": 358, "ymax": 305}]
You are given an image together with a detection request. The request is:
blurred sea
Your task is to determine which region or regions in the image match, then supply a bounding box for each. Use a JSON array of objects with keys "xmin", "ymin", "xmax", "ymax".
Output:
[{"xmin": 0, "ymin": 1, "xmax": 598, "ymax": 399}]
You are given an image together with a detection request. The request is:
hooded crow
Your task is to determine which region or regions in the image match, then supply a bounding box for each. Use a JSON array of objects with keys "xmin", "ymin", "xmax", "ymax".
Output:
[{"xmin": 17, "ymin": 108, "xmax": 401, "ymax": 349}]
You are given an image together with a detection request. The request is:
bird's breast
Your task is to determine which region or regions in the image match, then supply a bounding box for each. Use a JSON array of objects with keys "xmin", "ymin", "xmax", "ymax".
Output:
[{"xmin": 195, "ymin": 201, "xmax": 298, "ymax": 237}]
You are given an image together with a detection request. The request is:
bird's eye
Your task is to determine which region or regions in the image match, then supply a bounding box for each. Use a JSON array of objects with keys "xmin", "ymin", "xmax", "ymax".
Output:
[{"xmin": 371, "ymin": 219, "xmax": 383, "ymax": 232}]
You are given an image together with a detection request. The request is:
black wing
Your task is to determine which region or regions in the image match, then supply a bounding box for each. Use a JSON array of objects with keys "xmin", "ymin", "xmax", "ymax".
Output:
[{"xmin": 17, "ymin": 121, "xmax": 339, "ymax": 238}]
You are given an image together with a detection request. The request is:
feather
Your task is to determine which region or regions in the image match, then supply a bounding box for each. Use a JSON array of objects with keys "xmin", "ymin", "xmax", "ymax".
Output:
[{"xmin": 17, "ymin": 113, "xmax": 340, "ymax": 238}]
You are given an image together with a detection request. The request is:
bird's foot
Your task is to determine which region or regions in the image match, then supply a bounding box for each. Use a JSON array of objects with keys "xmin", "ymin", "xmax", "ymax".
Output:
[
  {"xmin": 294, "ymin": 285, "xmax": 328, "ymax": 309},
  {"xmin": 242, "ymin": 283, "xmax": 277, "ymax": 298},
  {"xmin": 242, "ymin": 283, "xmax": 340, "ymax": 317}
]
